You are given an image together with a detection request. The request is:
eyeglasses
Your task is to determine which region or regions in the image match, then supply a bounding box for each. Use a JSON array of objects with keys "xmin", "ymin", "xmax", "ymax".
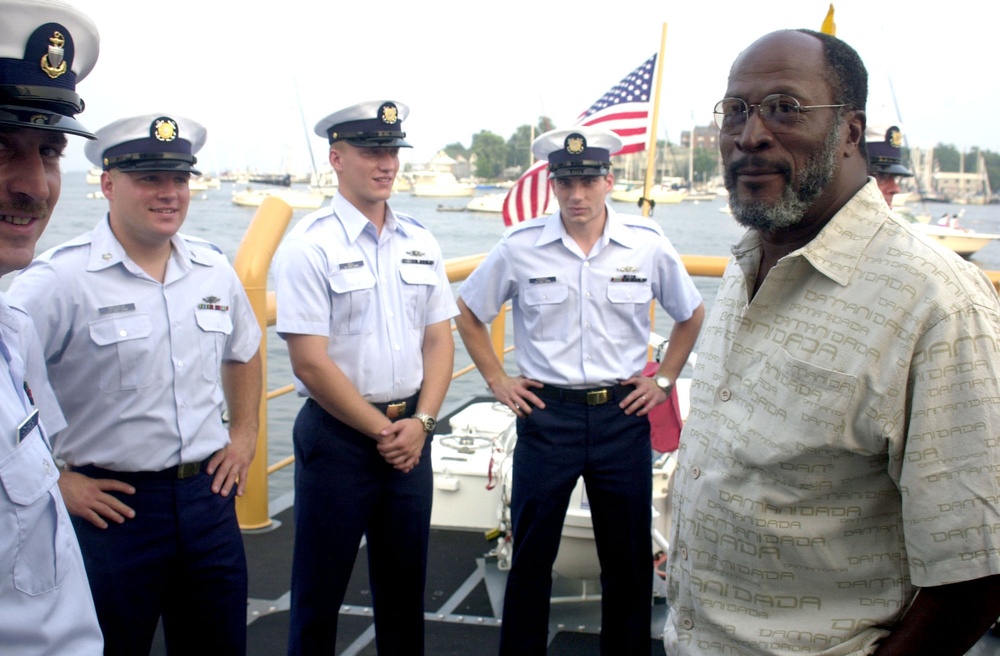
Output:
[
  {"xmin": 875, "ymin": 174, "xmax": 903, "ymax": 185},
  {"xmin": 713, "ymin": 94, "xmax": 849, "ymax": 134}
]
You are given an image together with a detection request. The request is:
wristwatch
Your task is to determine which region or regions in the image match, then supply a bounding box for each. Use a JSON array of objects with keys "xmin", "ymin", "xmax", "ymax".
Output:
[
  {"xmin": 654, "ymin": 375, "xmax": 674, "ymax": 394},
  {"xmin": 413, "ymin": 412, "xmax": 436, "ymax": 434}
]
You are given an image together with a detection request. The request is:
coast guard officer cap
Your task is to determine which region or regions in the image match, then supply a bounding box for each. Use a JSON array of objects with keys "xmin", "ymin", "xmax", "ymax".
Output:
[
  {"xmin": 0, "ymin": 0, "xmax": 100, "ymax": 138},
  {"xmin": 314, "ymin": 100, "xmax": 412, "ymax": 148},
  {"xmin": 532, "ymin": 126, "xmax": 623, "ymax": 179},
  {"xmin": 85, "ymin": 113, "xmax": 206, "ymax": 175},
  {"xmin": 866, "ymin": 125, "xmax": 913, "ymax": 177}
]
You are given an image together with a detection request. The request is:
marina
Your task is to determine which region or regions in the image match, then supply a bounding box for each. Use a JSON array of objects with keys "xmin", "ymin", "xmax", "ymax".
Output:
[{"xmin": 20, "ymin": 176, "xmax": 1000, "ymax": 655}]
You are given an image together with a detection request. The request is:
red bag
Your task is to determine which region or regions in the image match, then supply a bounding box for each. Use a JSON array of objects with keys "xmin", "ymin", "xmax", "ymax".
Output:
[{"xmin": 642, "ymin": 361, "xmax": 683, "ymax": 453}]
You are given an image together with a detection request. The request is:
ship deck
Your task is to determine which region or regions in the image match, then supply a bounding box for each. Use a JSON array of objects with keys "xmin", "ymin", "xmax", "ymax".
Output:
[{"xmin": 150, "ymin": 396, "xmax": 670, "ymax": 655}]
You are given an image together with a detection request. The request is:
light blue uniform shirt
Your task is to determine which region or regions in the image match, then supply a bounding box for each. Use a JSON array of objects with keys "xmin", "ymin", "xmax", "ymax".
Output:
[
  {"xmin": 274, "ymin": 193, "xmax": 458, "ymax": 403},
  {"xmin": 459, "ymin": 205, "xmax": 702, "ymax": 388},
  {"xmin": 0, "ymin": 294, "xmax": 103, "ymax": 655},
  {"xmin": 8, "ymin": 217, "xmax": 262, "ymax": 471}
]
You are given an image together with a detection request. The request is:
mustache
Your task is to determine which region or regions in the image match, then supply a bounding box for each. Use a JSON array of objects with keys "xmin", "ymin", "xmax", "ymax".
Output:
[
  {"xmin": 726, "ymin": 156, "xmax": 793, "ymax": 181},
  {"xmin": 0, "ymin": 198, "xmax": 49, "ymax": 217}
]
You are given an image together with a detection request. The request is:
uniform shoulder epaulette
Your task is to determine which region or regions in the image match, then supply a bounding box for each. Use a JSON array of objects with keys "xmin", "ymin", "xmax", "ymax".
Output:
[
  {"xmin": 180, "ymin": 233, "xmax": 225, "ymax": 255},
  {"xmin": 619, "ymin": 213, "xmax": 665, "ymax": 236},
  {"xmin": 505, "ymin": 215, "xmax": 547, "ymax": 238},
  {"xmin": 35, "ymin": 232, "xmax": 94, "ymax": 261},
  {"xmin": 395, "ymin": 211, "xmax": 427, "ymax": 230}
]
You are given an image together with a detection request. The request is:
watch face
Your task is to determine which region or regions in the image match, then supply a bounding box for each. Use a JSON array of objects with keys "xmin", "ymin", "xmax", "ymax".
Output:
[{"xmin": 655, "ymin": 376, "xmax": 672, "ymax": 390}]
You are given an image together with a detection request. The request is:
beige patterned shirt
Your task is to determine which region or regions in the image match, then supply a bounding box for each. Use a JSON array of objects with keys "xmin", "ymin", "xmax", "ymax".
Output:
[{"xmin": 665, "ymin": 180, "xmax": 1000, "ymax": 655}]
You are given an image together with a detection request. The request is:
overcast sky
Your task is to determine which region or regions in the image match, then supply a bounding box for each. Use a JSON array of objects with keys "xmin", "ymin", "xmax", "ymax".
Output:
[{"xmin": 63, "ymin": 0, "xmax": 998, "ymax": 175}]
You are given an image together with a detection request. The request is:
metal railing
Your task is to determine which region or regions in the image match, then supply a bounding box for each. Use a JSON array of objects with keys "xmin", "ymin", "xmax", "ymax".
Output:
[{"xmin": 230, "ymin": 198, "xmax": 1000, "ymax": 529}]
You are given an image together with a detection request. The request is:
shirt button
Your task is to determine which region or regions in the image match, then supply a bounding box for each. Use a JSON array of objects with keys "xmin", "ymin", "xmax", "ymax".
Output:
[
  {"xmin": 680, "ymin": 546, "xmax": 688, "ymax": 560},
  {"xmin": 719, "ymin": 387, "xmax": 732, "ymax": 401},
  {"xmin": 119, "ymin": 329, "xmax": 127, "ymax": 337},
  {"xmin": 584, "ymin": 261, "xmax": 590, "ymax": 268},
  {"xmin": 177, "ymin": 361, "xmax": 184, "ymax": 368},
  {"xmin": 681, "ymin": 616, "xmax": 694, "ymax": 630},
  {"xmin": 691, "ymin": 466, "xmax": 701, "ymax": 479}
]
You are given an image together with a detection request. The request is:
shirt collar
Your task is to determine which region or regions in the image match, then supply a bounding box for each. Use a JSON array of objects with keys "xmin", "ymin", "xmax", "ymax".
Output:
[
  {"xmin": 731, "ymin": 180, "xmax": 886, "ymax": 287},
  {"xmin": 86, "ymin": 214, "xmax": 193, "ymax": 274},
  {"xmin": 535, "ymin": 203, "xmax": 638, "ymax": 249},
  {"xmin": 332, "ymin": 192, "xmax": 410, "ymax": 243}
]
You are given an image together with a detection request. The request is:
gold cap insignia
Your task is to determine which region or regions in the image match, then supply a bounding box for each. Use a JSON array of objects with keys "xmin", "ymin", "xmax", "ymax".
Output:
[
  {"xmin": 380, "ymin": 102, "xmax": 399, "ymax": 125},
  {"xmin": 565, "ymin": 134, "xmax": 586, "ymax": 155},
  {"xmin": 153, "ymin": 118, "xmax": 178, "ymax": 142},
  {"xmin": 887, "ymin": 126, "xmax": 903, "ymax": 149},
  {"xmin": 40, "ymin": 31, "xmax": 67, "ymax": 79}
]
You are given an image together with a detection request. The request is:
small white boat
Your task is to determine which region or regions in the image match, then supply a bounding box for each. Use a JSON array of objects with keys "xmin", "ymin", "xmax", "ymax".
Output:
[
  {"xmin": 465, "ymin": 193, "xmax": 506, "ymax": 213},
  {"xmin": 231, "ymin": 187, "xmax": 325, "ymax": 210},
  {"xmin": 897, "ymin": 207, "xmax": 1000, "ymax": 258},
  {"xmin": 411, "ymin": 171, "xmax": 476, "ymax": 198},
  {"xmin": 610, "ymin": 184, "xmax": 686, "ymax": 205}
]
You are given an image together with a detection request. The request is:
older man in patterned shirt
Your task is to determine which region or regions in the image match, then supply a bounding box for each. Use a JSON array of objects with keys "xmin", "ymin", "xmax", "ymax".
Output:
[{"xmin": 665, "ymin": 29, "xmax": 1000, "ymax": 655}]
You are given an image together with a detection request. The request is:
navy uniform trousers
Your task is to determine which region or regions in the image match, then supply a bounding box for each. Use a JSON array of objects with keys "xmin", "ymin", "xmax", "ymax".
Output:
[
  {"xmin": 287, "ymin": 398, "xmax": 432, "ymax": 656},
  {"xmin": 72, "ymin": 464, "xmax": 247, "ymax": 656},
  {"xmin": 500, "ymin": 395, "xmax": 653, "ymax": 656}
]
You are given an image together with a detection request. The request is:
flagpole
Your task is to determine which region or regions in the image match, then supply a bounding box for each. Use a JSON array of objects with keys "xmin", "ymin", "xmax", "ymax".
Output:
[{"xmin": 639, "ymin": 22, "xmax": 668, "ymax": 217}]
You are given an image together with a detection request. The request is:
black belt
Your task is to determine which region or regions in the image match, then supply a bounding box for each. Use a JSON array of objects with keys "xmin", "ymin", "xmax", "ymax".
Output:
[
  {"xmin": 534, "ymin": 384, "xmax": 635, "ymax": 406},
  {"xmin": 73, "ymin": 457, "xmax": 211, "ymax": 483},
  {"xmin": 370, "ymin": 391, "xmax": 420, "ymax": 419}
]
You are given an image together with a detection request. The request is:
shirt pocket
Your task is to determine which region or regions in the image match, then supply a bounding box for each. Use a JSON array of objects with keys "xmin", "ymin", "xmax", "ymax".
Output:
[
  {"xmin": 88, "ymin": 313, "xmax": 153, "ymax": 391},
  {"xmin": 731, "ymin": 347, "xmax": 865, "ymax": 486},
  {"xmin": 399, "ymin": 264, "xmax": 439, "ymax": 328},
  {"xmin": 195, "ymin": 309, "xmax": 233, "ymax": 382},
  {"xmin": 519, "ymin": 282, "xmax": 569, "ymax": 341},
  {"xmin": 606, "ymin": 282, "xmax": 653, "ymax": 338},
  {"xmin": 0, "ymin": 430, "xmax": 68, "ymax": 596},
  {"xmin": 327, "ymin": 269, "xmax": 377, "ymax": 335}
]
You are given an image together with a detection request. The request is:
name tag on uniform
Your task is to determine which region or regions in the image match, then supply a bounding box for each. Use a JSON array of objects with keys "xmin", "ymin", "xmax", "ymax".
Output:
[
  {"xmin": 529, "ymin": 276, "xmax": 556, "ymax": 284},
  {"xmin": 99, "ymin": 303, "xmax": 136, "ymax": 315},
  {"xmin": 17, "ymin": 408, "xmax": 39, "ymax": 443},
  {"xmin": 339, "ymin": 261, "xmax": 364, "ymax": 270}
]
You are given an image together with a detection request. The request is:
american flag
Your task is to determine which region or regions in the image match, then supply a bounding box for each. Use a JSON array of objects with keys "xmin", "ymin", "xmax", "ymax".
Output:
[{"xmin": 501, "ymin": 53, "xmax": 657, "ymax": 226}]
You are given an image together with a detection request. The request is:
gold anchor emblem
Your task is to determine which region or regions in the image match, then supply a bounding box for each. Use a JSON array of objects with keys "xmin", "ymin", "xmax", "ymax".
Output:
[
  {"xmin": 380, "ymin": 104, "xmax": 398, "ymax": 125},
  {"xmin": 153, "ymin": 118, "xmax": 178, "ymax": 142},
  {"xmin": 40, "ymin": 31, "xmax": 67, "ymax": 79}
]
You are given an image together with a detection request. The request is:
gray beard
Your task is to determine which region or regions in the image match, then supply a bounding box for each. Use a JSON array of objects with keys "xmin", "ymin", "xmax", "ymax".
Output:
[{"xmin": 725, "ymin": 125, "xmax": 841, "ymax": 232}]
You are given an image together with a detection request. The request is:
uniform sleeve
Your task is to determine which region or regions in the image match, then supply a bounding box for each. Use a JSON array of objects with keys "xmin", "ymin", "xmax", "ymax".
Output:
[
  {"xmin": 457, "ymin": 239, "xmax": 516, "ymax": 324},
  {"xmin": 651, "ymin": 236, "xmax": 702, "ymax": 322},
  {"xmin": 424, "ymin": 238, "xmax": 458, "ymax": 326},
  {"xmin": 898, "ymin": 300, "xmax": 1000, "ymax": 586},
  {"xmin": 274, "ymin": 237, "xmax": 333, "ymax": 339},
  {"xmin": 221, "ymin": 266, "xmax": 262, "ymax": 364},
  {"xmin": 7, "ymin": 260, "xmax": 76, "ymax": 365}
]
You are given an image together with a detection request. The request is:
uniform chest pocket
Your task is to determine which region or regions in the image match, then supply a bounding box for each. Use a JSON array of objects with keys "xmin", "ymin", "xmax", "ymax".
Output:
[
  {"xmin": 0, "ymin": 430, "xmax": 68, "ymax": 596},
  {"xmin": 606, "ymin": 282, "xmax": 653, "ymax": 338},
  {"xmin": 195, "ymin": 309, "xmax": 233, "ymax": 382},
  {"xmin": 88, "ymin": 313, "xmax": 153, "ymax": 391},
  {"xmin": 519, "ymin": 282, "xmax": 569, "ymax": 341},
  {"xmin": 399, "ymin": 265, "xmax": 439, "ymax": 328},
  {"xmin": 328, "ymin": 269, "xmax": 376, "ymax": 335}
]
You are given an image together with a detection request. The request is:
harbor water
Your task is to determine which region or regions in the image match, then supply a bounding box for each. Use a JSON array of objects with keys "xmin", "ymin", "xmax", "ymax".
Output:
[{"xmin": 16, "ymin": 175, "xmax": 1000, "ymax": 501}]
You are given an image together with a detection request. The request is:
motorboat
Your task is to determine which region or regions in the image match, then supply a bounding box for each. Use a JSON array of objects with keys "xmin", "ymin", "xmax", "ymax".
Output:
[
  {"xmin": 411, "ymin": 171, "xmax": 476, "ymax": 198},
  {"xmin": 464, "ymin": 192, "xmax": 506, "ymax": 213},
  {"xmin": 231, "ymin": 187, "xmax": 325, "ymax": 210},
  {"xmin": 897, "ymin": 207, "xmax": 1000, "ymax": 258},
  {"xmin": 610, "ymin": 184, "xmax": 686, "ymax": 205}
]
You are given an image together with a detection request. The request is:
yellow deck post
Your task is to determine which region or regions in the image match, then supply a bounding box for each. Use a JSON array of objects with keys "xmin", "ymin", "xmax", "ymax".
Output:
[{"xmin": 232, "ymin": 196, "xmax": 293, "ymax": 530}]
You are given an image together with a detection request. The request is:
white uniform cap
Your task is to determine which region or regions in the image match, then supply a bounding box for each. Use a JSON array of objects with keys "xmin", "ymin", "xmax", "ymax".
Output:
[{"xmin": 85, "ymin": 113, "xmax": 207, "ymax": 175}]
